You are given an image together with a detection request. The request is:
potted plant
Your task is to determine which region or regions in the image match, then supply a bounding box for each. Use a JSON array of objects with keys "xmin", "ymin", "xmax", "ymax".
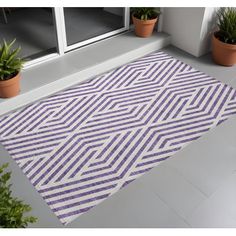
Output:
[
  {"xmin": 0, "ymin": 39, "xmax": 24, "ymax": 98},
  {"xmin": 212, "ymin": 7, "xmax": 236, "ymax": 66},
  {"xmin": 131, "ymin": 7, "xmax": 161, "ymax": 38},
  {"xmin": 0, "ymin": 163, "xmax": 37, "ymax": 228}
]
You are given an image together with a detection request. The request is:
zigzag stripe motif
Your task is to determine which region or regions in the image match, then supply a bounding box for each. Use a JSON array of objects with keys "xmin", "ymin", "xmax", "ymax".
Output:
[{"xmin": 0, "ymin": 50, "xmax": 236, "ymax": 225}]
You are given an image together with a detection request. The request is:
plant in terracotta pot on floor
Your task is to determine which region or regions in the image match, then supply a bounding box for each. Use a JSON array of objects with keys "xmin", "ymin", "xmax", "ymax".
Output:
[
  {"xmin": 212, "ymin": 7, "xmax": 236, "ymax": 66},
  {"xmin": 0, "ymin": 39, "xmax": 24, "ymax": 98},
  {"xmin": 131, "ymin": 7, "xmax": 161, "ymax": 38}
]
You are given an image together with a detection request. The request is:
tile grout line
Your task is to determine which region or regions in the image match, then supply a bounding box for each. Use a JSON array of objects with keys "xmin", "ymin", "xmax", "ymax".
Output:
[{"xmin": 138, "ymin": 179, "xmax": 192, "ymax": 227}]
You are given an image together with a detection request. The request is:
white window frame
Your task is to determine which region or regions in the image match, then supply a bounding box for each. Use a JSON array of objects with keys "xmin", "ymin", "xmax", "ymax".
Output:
[
  {"xmin": 24, "ymin": 7, "xmax": 130, "ymax": 68},
  {"xmin": 60, "ymin": 7, "xmax": 130, "ymax": 52}
]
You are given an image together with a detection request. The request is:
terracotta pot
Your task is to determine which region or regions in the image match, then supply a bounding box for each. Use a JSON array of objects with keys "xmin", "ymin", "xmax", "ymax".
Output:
[
  {"xmin": 212, "ymin": 33, "xmax": 236, "ymax": 66},
  {"xmin": 0, "ymin": 73, "xmax": 21, "ymax": 98},
  {"xmin": 132, "ymin": 15, "xmax": 158, "ymax": 38}
]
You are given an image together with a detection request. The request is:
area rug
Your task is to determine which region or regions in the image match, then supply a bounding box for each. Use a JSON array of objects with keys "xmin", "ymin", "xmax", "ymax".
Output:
[{"xmin": 0, "ymin": 51, "xmax": 236, "ymax": 225}]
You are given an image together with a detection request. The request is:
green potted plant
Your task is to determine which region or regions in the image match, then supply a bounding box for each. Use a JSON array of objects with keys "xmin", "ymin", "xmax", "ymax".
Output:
[
  {"xmin": 0, "ymin": 39, "xmax": 24, "ymax": 98},
  {"xmin": 0, "ymin": 163, "xmax": 37, "ymax": 228},
  {"xmin": 212, "ymin": 7, "xmax": 236, "ymax": 66},
  {"xmin": 131, "ymin": 7, "xmax": 161, "ymax": 38}
]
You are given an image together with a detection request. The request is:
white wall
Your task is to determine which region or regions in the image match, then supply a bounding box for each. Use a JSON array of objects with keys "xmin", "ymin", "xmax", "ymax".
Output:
[
  {"xmin": 198, "ymin": 8, "xmax": 218, "ymax": 56},
  {"xmin": 157, "ymin": 7, "xmax": 164, "ymax": 32},
  {"xmin": 162, "ymin": 7, "xmax": 217, "ymax": 57}
]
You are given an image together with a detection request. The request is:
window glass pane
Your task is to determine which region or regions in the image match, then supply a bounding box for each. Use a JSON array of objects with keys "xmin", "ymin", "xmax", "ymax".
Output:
[
  {"xmin": 0, "ymin": 7, "xmax": 58, "ymax": 60},
  {"xmin": 64, "ymin": 7, "xmax": 125, "ymax": 46}
]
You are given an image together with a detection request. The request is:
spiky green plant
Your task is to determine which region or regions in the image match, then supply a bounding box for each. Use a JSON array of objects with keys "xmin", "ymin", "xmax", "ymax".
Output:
[
  {"xmin": 0, "ymin": 39, "xmax": 24, "ymax": 81},
  {"xmin": 0, "ymin": 163, "xmax": 37, "ymax": 228},
  {"xmin": 216, "ymin": 7, "xmax": 236, "ymax": 44},
  {"xmin": 131, "ymin": 7, "xmax": 161, "ymax": 20}
]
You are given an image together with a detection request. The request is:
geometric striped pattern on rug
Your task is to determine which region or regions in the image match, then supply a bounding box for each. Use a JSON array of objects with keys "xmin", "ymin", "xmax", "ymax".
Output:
[{"xmin": 0, "ymin": 51, "xmax": 236, "ymax": 225}]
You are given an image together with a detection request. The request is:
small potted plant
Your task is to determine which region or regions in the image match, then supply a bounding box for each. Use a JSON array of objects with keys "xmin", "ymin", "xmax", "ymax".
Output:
[
  {"xmin": 131, "ymin": 7, "xmax": 161, "ymax": 38},
  {"xmin": 212, "ymin": 7, "xmax": 236, "ymax": 66},
  {"xmin": 0, "ymin": 39, "xmax": 24, "ymax": 98},
  {"xmin": 0, "ymin": 163, "xmax": 37, "ymax": 228}
]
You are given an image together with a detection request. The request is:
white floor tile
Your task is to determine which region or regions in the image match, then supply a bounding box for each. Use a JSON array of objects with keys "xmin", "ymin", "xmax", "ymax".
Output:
[
  {"xmin": 139, "ymin": 164, "xmax": 206, "ymax": 220},
  {"xmin": 187, "ymin": 173, "xmax": 236, "ymax": 228},
  {"xmin": 125, "ymin": 181, "xmax": 190, "ymax": 228}
]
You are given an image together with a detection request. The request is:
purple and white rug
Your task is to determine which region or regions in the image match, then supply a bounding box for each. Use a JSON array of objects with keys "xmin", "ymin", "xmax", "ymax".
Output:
[{"xmin": 0, "ymin": 51, "xmax": 236, "ymax": 225}]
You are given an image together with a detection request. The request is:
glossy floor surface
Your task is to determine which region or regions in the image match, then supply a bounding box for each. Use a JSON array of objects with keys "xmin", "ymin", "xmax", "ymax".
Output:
[{"xmin": 0, "ymin": 45, "xmax": 236, "ymax": 228}]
